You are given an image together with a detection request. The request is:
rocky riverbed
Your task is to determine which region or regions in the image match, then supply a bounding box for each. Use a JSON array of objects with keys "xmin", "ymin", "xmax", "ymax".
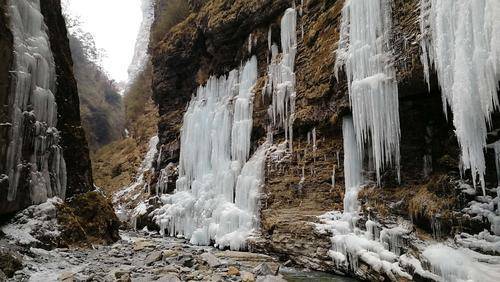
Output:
[{"xmin": 1, "ymin": 229, "xmax": 354, "ymax": 282}]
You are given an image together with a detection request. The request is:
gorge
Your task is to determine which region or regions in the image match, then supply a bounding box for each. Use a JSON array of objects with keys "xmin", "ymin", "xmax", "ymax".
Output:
[{"xmin": 0, "ymin": 0, "xmax": 499, "ymax": 281}]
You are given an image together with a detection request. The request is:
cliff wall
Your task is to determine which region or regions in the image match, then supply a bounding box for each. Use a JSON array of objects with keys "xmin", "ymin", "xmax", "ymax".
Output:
[
  {"xmin": 151, "ymin": 0, "xmax": 499, "ymax": 278},
  {"xmin": 0, "ymin": 0, "xmax": 93, "ymax": 215}
]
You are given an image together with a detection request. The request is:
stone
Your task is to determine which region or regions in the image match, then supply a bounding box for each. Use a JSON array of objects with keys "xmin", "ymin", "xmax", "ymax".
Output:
[
  {"xmin": 145, "ymin": 251, "xmax": 163, "ymax": 266},
  {"xmin": 227, "ymin": 266, "xmax": 240, "ymax": 276},
  {"xmin": 58, "ymin": 271, "xmax": 74, "ymax": 282},
  {"xmin": 253, "ymin": 263, "xmax": 275, "ymax": 276},
  {"xmin": 178, "ymin": 255, "xmax": 194, "ymax": 267},
  {"xmin": 157, "ymin": 273, "xmax": 181, "ymax": 282},
  {"xmin": 162, "ymin": 250, "xmax": 179, "ymax": 258},
  {"xmin": 114, "ymin": 269, "xmax": 132, "ymax": 282},
  {"xmin": 200, "ymin": 252, "xmax": 221, "ymax": 268},
  {"xmin": 133, "ymin": 240, "xmax": 156, "ymax": 251},
  {"xmin": 154, "ymin": 265, "xmax": 179, "ymax": 275},
  {"xmin": 241, "ymin": 271, "xmax": 255, "ymax": 282}
]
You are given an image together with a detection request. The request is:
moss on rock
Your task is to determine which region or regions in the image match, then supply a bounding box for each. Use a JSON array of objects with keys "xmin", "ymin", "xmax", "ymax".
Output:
[
  {"xmin": 0, "ymin": 252, "xmax": 22, "ymax": 278},
  {"xmin": 57, "ymin": 191, "xmax": 120, "ymax": 247}
]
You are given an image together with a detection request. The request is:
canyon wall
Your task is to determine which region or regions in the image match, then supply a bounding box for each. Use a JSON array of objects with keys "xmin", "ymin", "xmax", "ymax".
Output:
[
  {"xmin": 0, "ymin": 0, "xmax": 93, "ymax": 215},
  {"xmin": 150, "ymin": 0, "xmax": 499, "ymax": 279}
]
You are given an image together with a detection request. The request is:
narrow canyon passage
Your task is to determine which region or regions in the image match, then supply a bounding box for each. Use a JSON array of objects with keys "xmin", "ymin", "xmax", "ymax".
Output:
[{"xmin": 0, "ymin": 0, "xmax": 500, "ymax": 281}]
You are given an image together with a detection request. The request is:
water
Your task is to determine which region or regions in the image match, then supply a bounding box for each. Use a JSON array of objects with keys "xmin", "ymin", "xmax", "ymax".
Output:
[{"xmin": 280, "ymin": 267, "xmax": 358, "ymax": 282}]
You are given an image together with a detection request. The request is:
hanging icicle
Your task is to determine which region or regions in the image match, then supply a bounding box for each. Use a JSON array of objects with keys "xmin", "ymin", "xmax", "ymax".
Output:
[
  {"xmin": 334, "ymin": 0, "xmax": 401, "ymax": 185},
  {"xmin": 420, "ymin": 0, "xmax": 500, "ymax": 195},
  {"xmin": 266, "ymin": 8, "xmax": 298, "ymax": 151}
]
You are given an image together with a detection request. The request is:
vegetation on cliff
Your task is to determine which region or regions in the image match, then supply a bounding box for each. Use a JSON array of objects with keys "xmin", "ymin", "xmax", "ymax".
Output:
[{"xmin": 65, "ymin": 12, "xmax": 125, "ymax": 151}]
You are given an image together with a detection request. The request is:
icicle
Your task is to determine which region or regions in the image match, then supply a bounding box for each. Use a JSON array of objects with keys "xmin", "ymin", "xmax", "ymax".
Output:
[
  {"xmin": 232, "ymin": 56, "xmax": 258, "ymax": 164},
  {"xmin": 494, "ymin": 141, "xmax": 500, "ymax": 186},
  {"xmin": 342, "ymin": 116, "xmax": 363, "ymax": 214},
  {"xmin": 419, "ymin": 0, "xmax": 500, "ymax": 196},
  {"xmin": 248, "ymin": 33, "xmax": 253, "ymax": 53},
  {"xmin": 5, "ymin": 0, "xmax": 66, "ymax": 203},
  {"xmin": 312, "ymin": 128, "xmax": 317, "ymax": 152},
  {"xmin": 332, "ymin": 165, "xmax": 336, "ymax": 189},
  {"xmin": 154, "ymin": 57, "xmax": 266, "ymax": 250},
  {"xmin": 334, "ymin": 0, "xmax": 401, "ymax": 185},
  {"xmin": 266, "ymin": 8, "xmax": 297, "ymax": 151}
]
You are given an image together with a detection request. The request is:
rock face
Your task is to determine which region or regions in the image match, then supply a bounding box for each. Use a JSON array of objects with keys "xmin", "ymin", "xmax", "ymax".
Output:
[
  {"xmin": 0, "ymin": 0, "xmax": 93, "ymax": 215},
  {"xmin": 150, "ymin": 0, "xmax": 499, "ymax": 279}
]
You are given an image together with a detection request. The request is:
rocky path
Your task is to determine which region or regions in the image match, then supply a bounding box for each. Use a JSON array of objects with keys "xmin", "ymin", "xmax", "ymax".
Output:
[{"xmin": 6, "ymin": 230, "xmax": 350, "ymax": 282}]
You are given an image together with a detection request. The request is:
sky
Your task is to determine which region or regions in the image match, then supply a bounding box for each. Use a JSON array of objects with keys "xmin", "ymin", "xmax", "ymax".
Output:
[{"xmin": 64, "ymin": 0, "xmax": 143, "ymax": 83}]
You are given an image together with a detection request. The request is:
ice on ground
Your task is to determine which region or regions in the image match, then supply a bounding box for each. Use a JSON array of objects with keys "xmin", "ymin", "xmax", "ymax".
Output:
[
  {"xmin": 1, "ymin": 198, "xmax": 62, "ymax": 245},
  {"xmin": 422, "ymin": 243, "xmax": 500, "ymax": 282}
]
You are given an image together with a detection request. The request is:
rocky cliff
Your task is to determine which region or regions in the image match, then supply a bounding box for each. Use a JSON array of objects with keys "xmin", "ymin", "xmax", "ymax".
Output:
[
  {"xmin": 150, "ymin": 0, "xmax": 500, "ymax": 280},
  {"xmin": 0, "ymin": 0, "xmax": 93, "ymax": 215}
]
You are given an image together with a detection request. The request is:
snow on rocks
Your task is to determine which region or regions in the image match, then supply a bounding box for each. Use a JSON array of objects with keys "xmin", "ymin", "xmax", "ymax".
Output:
[
  {"xmin": 113, "ymin": 135, "xmax": 159, "ymax": 225},
  {"xmin": 3, "ymin": 230, "xmax": 289, "ymax": 281},
  {"xmin": 422, "ymin": 243, "xmax": 500, "ymax": 282},
  {"xmin": 1, "ymin": 197, "xmax": 62, "ymax": 246}
]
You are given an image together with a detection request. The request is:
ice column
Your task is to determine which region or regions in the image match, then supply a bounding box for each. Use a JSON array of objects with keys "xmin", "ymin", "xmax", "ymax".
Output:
[
  {"xmin": 5, "ymin": 0, "xmax": 67, "ymax": 203},
  {"xmin": 420, "ymin": 0, "xmax": 500, "ymax": 195},
  {"xmin": 155, "ymin": 57, "xmax": 266, "ymax": 250},
  {"xmin": 334, "ymin": 0, "xmax": 401, "ymax": 184},
  {"xmin": 342, "ymin": 117, "xmax": 362, "ymax": 214},
  {"xmin": 265, "ymin": 8, "xmax": 297, "ymax": 151}
]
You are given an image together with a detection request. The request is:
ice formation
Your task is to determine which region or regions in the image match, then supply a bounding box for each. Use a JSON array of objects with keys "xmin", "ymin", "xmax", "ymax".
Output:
[
  {"xmin": 4, "ymin": 0, "xmax": 67, "ymax": 204},
  {"xmin": 154, "ymin": 56, "xmax": 268, "ymax": 250},
  {"xmin": 342, "ymin": 117, "xmax": 362, "ymax": 214},
  {"xmin": 113, "ymin": 136, "xmax": 159, "ymax": 222},
  {"xmin": 334, "ymin": 0, "xmax": 401, "ymax": 184},
  {"xmin": 265, "ymin": 8, "xmax": 297, "ymax": 151},
  {"xmin": 420, "ymin": 0, "xmax": 500, "ymax": 195},
  {"xmin": 127, "ymin": 0, "xmax": 154, "ymax": 84},
  {"xmin": 1, "ymin": 197, "xmax": 62, "ymax": 245},
  {"xmin": 422, "ymin": 244, "xmax": 500, "ymax": 282},
  {"xmin": 315, "ymin": 117, "xmax": 412, "ymax": 279}
]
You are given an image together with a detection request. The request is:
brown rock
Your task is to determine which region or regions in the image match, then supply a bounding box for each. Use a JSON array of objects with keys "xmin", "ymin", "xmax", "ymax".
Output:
[{"xmin": 227, "ymin": 266, "xmax": 240, "ymax": 276}]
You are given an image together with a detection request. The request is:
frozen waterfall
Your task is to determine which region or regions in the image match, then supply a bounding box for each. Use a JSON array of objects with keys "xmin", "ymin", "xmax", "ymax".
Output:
[
  {"xmin": 4, "ymin": 0, "xmax": 67, "ymax": 204},
  {"xmin": 265, "ymin": 8, "xmax": 297, "ymax": 151},
  {"xmin": 420, "ymin": 0, "xmax": 500, "ymax": 195},
  {"xmin": 315, "ymin": 117, "xmax": 411, "ymax": 279},
  {"xmin": 154, "ymin": 56, "xmax": 269, "ymax": 250},
  {"xmin": 334, "ymin": 0, "xmax": 401, "ymax": 184},
  {"xmin": 127, "ymin": 0, "xmax": 154, "ymax": 85},
  {"xmin": 342, "ymin": 116, "xmax": 363, "ymax": 214}
]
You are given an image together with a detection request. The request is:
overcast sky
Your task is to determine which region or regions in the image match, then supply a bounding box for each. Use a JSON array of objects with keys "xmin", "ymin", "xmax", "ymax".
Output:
[{"xmin": 64, "ymin": 0, "xmax": 143, "ymax": 83}]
